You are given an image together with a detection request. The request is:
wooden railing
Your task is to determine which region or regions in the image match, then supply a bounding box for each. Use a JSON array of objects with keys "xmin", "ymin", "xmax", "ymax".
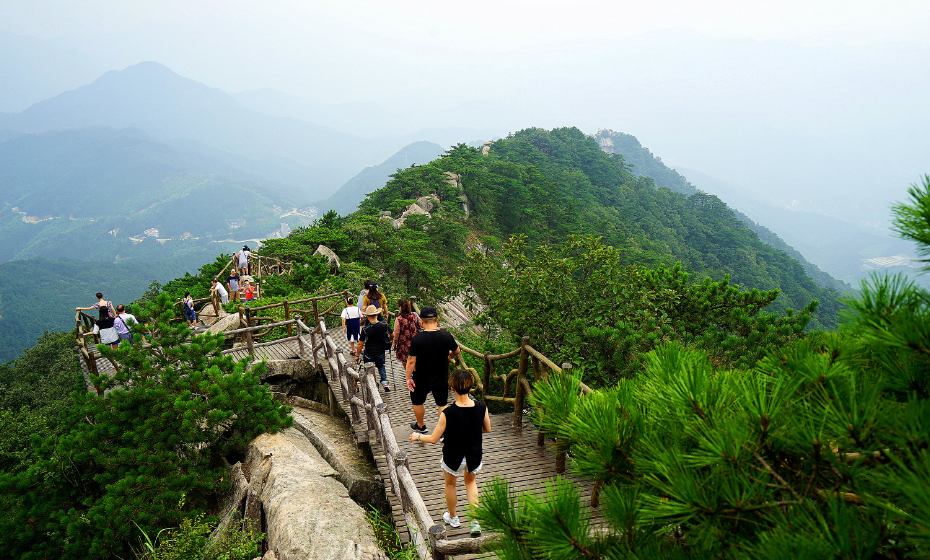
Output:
[
  {"xmin": 306, "ymin": 315, "xmax": 495, "ymax": 559},
  {"xmin": 74, "ymin": 280, "xmax": 588, "ymax": 556},
  {"xmin": 453, "ymin": 337, "xmax": 592, "ymax": 474},
  {"xmin": 173, "ymin": 253, "xmax": 294, "ymax": 322},
  {"xmin": 235, "ymin": 291, "xmax": 408, "ymax": 342},
  {"xmin": 212, "ymin": 253, "xmax": 293, "ymax": 282}
]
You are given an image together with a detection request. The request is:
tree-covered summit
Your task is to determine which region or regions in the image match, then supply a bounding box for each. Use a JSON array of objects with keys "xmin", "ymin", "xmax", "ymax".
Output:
[{"xmin": 356, "ymin": 127, "xmax": 843, "ymax": 329}]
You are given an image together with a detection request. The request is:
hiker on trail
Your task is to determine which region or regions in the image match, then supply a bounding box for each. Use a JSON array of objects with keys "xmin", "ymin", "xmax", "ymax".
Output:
[
  {"xmin": 76, "ymin": 292, "xmax": 116, "ymax": 320},
  {"xmin": 242, "ymin": 280, "xmax": 256, "ymax": 302},
  {"xmin": 357, "ymin": 280, "xmax": 373, "ymax": 311},
  {"xmin": 182, "ymin": 291, "xmax": 197, "ymax": 327},
  {"xmin": 409, "ymin": 368, "xmax": 490, "ymax": 535},
  {"xmin": 357, "ymin": 305, "xmax": 393, "ymax": 392},
  {"xmin": 114, "ymin": 304, "xmax": 138, "ymax": 345},
  {"xmin": 211, "ymin": 279, "xmax": 229, "ymax": 304},
  {"xmin": 406, "ymin": 306, "xmax": 461, "ymax": 434},
  {"xmin": 362, "ymin": 283, "xmax": 388, "ymax": 322},
  {"xmin": 393, "ymin": 298, "xmax": 421, "ymax": 368},
  {"xmin": 238, "ymin": 246, "xmax": 251, "ymax": 275},
  {"xmin": 341, "ymin": 296, "xmax": 362, "ymax": 356},
  {"xmin": 227, "ymin": 270, "xmax": 241, "ymax": 302},
  {"xmin": 93, "ymin": 316, "xmax": 120, "ymax": 349}
]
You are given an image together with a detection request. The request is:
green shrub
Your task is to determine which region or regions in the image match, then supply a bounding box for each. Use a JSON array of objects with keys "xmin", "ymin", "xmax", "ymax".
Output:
[
  {"xmin": 0, "ymin": 293, "xmax": 291, "ymax": 559},
  {"xmin": 136, "ymin": 510, "xmax": 263, "ymax": 560}
]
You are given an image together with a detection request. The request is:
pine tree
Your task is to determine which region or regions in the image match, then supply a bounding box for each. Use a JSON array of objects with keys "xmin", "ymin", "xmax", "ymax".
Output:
[
  {"xmin": 471, "ymin": 180, "xmax": 930, "ymax": 558},
  {"xmin": 464, "ymin": 234, "xmax": 814, "ymax": 385},
  {"xmin": 0, "ymin": 293, "xmax": 291, "ymax": 559}
]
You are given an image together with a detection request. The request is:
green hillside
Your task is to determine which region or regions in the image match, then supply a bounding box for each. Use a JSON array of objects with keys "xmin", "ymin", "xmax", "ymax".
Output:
[
  {"xmin": 357, "ymin": 127, "xmax": 843, "ymax": 329},
  {"xmin": 595, "ymin": 129, "xmax": 852, "ymax": 294},
  {"xmin": 0, "ymin": 127, "xmax": 315, "ymax": 270}
]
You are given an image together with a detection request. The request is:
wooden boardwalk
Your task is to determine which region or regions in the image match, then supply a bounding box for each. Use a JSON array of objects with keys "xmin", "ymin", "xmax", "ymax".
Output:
[
  {"xmin": 77, "ymin": 331, "xmax": 600, "ymax": 559},
  {"xmin": 323, "ymin": 335, "xmax": 600, "ymax": 558}
]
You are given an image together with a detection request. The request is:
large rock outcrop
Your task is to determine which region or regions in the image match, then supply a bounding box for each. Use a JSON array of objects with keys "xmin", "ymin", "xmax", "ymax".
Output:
[
  {"xmin": 207, "ymin": 310, "xmax": 240, "ymax": 334},
  {"xmin": 391, "ymin": 201, "xmax": 430, "ymax": 229},
  {"xmin": 248, "ymin": 430, "xmax": 387, "ymax": 560},
  {"xmin": 313, "ymin": 244, "xmax": 341, "ymax": 269}
]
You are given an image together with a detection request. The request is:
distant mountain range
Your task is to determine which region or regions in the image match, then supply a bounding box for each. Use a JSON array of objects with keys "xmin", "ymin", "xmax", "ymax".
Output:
[
  {"xmin": 0, "ymin": 61, "xmax": 385, "ymax": 196},
  {"xmin": 0, "ymin": 61, "xmax": 507, "ymax": 201}
]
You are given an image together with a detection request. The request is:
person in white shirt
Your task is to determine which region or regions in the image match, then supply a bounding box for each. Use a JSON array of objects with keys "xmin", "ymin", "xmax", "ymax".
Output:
[
  {"xmin": 93, "ymin": 318, "xmax": 120, "ymax": 348},
  {"xmin": 211, "ymin": 279, "xmax": 229, "ymax": 304},
  {"xmin": 341, "ymin": 296, "xmax": 363, "ymax": 355},
  {"xmin": 238, "ymin": 246, "xmax": 251, "ymax": 275},
  {"xmin": 114, "ymin": 304, "xmax": 138, "ymax": 344}
]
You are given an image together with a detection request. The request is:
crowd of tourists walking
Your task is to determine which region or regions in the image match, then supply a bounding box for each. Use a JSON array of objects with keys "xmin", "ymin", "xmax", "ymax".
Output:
[
  {"xmin": 341, "ymin": 279, "xmax": 488, "ymax": 535},
  {"xmin": 81, "ymin": 268, "xmax": 488, "ymax": 535}
]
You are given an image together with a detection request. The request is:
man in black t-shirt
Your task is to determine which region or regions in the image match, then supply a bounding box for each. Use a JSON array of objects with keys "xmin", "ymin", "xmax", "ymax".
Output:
[
  {"xmin": 358, "ymin": 305, "xmax": 392, "ymax": 391},
  {"xmin": 406, "ymin": 306, "xmax": 460, "ymax": 433}
]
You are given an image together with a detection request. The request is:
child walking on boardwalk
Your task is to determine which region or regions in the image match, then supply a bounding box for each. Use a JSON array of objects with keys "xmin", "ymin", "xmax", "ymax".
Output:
[{"xmin": 409, "ymin": 369, "xmax": 491, "ymax": 535}]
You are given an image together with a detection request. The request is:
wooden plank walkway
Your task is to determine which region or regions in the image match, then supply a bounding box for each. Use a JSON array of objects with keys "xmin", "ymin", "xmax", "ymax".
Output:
[
  {"xmin": 77, "ymin": 332, "xmax": 601, "ymax": 559},
  {"xmin": 322, "ymin": 335, "xmax": 601, "ymax": 559}
]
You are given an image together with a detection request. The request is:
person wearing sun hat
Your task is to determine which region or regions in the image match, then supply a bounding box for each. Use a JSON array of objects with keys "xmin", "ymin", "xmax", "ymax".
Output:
[
  {"xmin": 357, "ymin": 304, "xmax": 393, "ymax": 391},
  {"xmin": 405, "ymin": 306, "xmax": 460, "ymax": 434}
]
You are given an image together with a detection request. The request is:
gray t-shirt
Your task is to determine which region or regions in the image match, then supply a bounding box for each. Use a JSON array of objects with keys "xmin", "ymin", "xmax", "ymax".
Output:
[{"xmin": 227, "ymin": 274, "xmax": 240, "ymax": 291}]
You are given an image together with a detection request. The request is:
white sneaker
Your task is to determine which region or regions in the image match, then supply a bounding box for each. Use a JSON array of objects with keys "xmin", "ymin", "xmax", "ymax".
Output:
[
  {"xmin": 470, "ymin": 520, "xmax": 482, "ymax": 535},
  {"xmin": 442, "ymin": 511, "xmax": 460, "ymax": 528}
]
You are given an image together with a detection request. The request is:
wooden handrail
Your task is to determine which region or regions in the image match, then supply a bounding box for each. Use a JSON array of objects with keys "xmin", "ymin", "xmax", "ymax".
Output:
[
  {"xmin": 71, "ymin": 279, "xmax": 581, "ymax": 556},
  {"xmin": 313, "ymin": 316, "xmax": 440, "ymax": 559}
]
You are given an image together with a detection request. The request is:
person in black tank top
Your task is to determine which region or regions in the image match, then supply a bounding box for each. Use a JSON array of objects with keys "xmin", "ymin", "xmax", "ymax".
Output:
[{"xmin": 409, "ymin": 369, "xmax": 491, "ymax": 535}]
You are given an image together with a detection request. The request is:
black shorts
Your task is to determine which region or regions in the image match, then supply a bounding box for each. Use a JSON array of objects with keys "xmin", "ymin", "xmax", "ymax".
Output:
[{"xmin": 410, "ymin": 378, "xmax": 449, "ymax": 407}]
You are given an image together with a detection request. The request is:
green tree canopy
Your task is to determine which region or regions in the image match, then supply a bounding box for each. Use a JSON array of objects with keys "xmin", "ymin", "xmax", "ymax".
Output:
[{"xmin": 0, "ymin": 294, "xmax": 291, "ymax": 559}]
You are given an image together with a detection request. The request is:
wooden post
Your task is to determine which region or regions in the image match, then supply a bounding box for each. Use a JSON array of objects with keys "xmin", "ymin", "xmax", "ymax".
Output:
[
  {"xmin": 310, "ymin": 328, "xmax": 319, "ymax": 366},
  {"xmin": 297, "ymin": 330, "xmax": 305, "ymax": 358},
  {"xmin": 483, "ymin": 352, "xmax": 491, "ymax": 397},
  {"xmin": 513, "ymin": 336, "xmax": 530, "ymax": 428},
  {"xmin": 328, "ymin": 385, "xmax": 339, "ymax": 417},
  {"xmin": 244, "ymin": 306, "xmax": 252, "ymax": 328},
  {"xmin": 394, "ymin": 452, "xmax": 409, "ymax": 511},
  {"xmin": 363, "ymin": 362, "xmax": 377, "ymax": 433},
  {"xmin": 284, "ymin": 299, "xmax": 291, "ymax": 337},
  {"xmin": 429, "ymin": 525, "xmax": 447, "ymax": 560},
  {"xmin": 245, "ymin": 328, "xmax": 254, "ymax": 357},
  {"xmin": 556, "ymin": 362, "xmax": 572, "ymax": 473}
]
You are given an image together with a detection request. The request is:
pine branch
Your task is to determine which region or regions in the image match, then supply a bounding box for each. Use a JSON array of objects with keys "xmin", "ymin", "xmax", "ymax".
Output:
[{"xmin": 753, "ymin": 452, "xmax": 801, "ymax": 501}]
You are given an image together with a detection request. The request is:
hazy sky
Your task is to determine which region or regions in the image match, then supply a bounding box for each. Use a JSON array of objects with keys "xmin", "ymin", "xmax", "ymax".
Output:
[
  {"xmin": 4, "ymin": 0, "xmax": 930, "ymax": 47},
  {"xmin": 2, "ymin": 0, "xmax": 929, "ymax": 230}
]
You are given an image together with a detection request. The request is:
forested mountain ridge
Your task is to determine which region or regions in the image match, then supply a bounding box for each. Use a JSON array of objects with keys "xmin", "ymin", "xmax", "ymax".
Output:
[
  {"xmin": 358, "ymin": 127, "xmax": 844, "ymax": 329},
  {"xmin": 595, "ymin": 129, "xmax": 852, "ymax": 294}
]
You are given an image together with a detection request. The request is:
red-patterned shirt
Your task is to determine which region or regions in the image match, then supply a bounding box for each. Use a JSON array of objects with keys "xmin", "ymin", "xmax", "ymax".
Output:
[{"xmin": 393, "ymin": 312, "xmax": 422, "ymax": 364}]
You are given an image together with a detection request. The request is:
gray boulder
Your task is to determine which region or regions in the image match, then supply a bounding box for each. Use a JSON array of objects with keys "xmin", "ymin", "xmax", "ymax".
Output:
[
  {"xmin": 207, "ymin": 311, "xmax": 240, "ymax": 335},
  {"xmin": 314, "ymin": 244, "xmax": 341, "ymax": 269},
  {"xmin": 249, "ymin": 431, "xmax": 388, "ymax": 560},
  {"xmin": 414, "ymin": 195, "xmax": 438, "ymax": 213},
  {"xmin": 391, "ymin": 202, "xmax": 430, "ymax": 229}
]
